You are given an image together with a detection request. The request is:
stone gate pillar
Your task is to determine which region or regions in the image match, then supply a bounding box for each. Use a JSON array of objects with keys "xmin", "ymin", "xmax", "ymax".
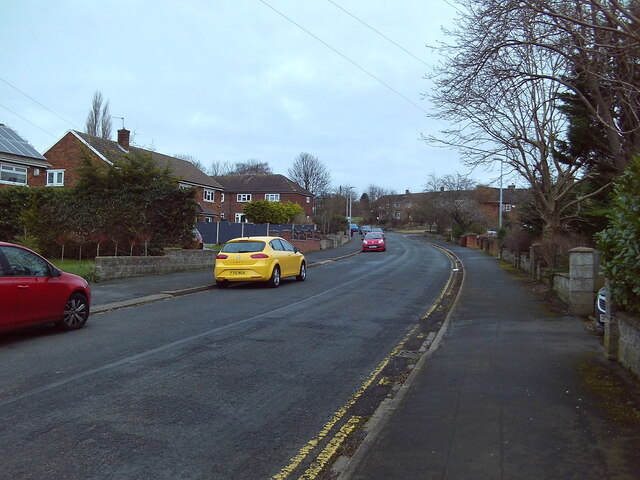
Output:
[{"xmin": 568, "ymin": 247, "xmax": 597, "ymax": 316}]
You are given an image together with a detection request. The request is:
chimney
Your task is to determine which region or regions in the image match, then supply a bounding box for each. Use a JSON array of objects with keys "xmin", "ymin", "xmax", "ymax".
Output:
[
  {"xmin": 117, "ymin": 128, "xmax": 130, "ymax": 150},
  {"xmin": 405, "ymin": 189, "xmax": 410, "ymax": 195}
]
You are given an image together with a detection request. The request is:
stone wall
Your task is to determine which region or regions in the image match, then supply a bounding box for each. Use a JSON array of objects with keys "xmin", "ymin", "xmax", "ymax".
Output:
[
  {"xmin": 320, "ymin": 232, "xmax": 350, "ymax": 250},
  {"xmin": 502, "ymin": 246, "xmax": 598, "ymax": 316},
  {"xmin": 617, "ymin": 312, "xmax": 640, "ymax": 377},
  {"xmin": 553, "ymin": 273, "xmax": 570, "ymax": 304},
  {"xmin": 95, "ymin": 249, "xmax": 215, "ymax": 281}
]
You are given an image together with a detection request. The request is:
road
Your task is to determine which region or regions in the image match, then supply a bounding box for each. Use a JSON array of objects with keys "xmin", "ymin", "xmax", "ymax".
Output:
[{"xmin": 0, "ymin": 233, "xmax": 452, "ymax": 480}]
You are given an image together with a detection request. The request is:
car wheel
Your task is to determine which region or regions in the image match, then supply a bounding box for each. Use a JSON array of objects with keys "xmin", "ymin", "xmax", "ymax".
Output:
[
  {"xmin": 216, "ymin": 280, "xmax": 229, "ymax": 289},
  {"xmin": 296, "ymin": 261, "xmax": 306, "ymax": 281},
  {"xmin": 57, "ymin": 293, "xmax": 89, "ymax": 331},
  {"xmin": 268, "ymin": 265, "xmax": 281, "ymax": 288}
]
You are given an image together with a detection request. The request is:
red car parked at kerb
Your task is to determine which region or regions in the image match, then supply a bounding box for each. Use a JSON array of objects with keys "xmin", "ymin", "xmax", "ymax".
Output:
[{"xmin": 0, "ymin": 242, "xmax": 91, "ymax": 333}]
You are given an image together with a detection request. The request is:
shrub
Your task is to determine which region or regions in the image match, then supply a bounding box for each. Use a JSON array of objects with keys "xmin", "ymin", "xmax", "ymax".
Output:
[{"xmin": 596, "ymin": 157, "xmax": 640, "ymax": 314}]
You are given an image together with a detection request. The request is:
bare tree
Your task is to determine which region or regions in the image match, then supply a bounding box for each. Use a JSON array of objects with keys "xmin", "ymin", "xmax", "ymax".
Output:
[
  {"xmin": 519, "ymin": 0, "xmax": 640, "ymax": 174},
  {"xmin": 365, "ymin": 185, "xmax": 397, "ymax": 224},
  {"xmin": 434, "ymin": 0, "xmax": 639, "ymax": 175},
  {"xmin": 424, "ymin": 174, "xmax": 485, "ymax": 233},
  {"xmin": 174, "ymin": 154, "xmax": 210, "ymax": 174},
  {"xmin": 288, "ymin": 152, "xmax": 332, "ymax": 195},
  {"xmin": 365, "ymin": 184, "xmax": 393, "ymax": 204},
  {"xmin": 424, "ymin": 1, "xmax": 612, "ymax": 241},
  {"xmin": 210, "ymin": 160, "xmax": 234, "ymax": 176},
  {"xmin": 231, "ymin": 159, "xmax": 272, "ymax": 175},
  {"xmin": 85, "ymin": 91, "xmax": 112, "ymax": 139}
]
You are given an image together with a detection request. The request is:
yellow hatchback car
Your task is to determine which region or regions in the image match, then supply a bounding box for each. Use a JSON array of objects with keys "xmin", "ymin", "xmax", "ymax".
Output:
[{"xmin": 214, "ymin": 236, "xmax": 306, "ymax": 288}]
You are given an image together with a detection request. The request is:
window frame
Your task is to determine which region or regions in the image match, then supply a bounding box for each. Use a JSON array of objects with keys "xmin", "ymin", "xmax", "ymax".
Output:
[
  {"xmin": 46, "ymin": 169, "xmax": 65, "ymax": 187},
  {"xmin": 0, "ymin": 164, "xmax": 28, "ymax": 186},
  {"xmin": 203, "ymin": 189, "xmax": 215, "ymax": 202},
  {"xmin": 265, "ymin": 193, "xmax": 280, "ymax": 202},
  {"xmin": 237, "ymin": 194, "xmax": 252, "ymax": 202}
]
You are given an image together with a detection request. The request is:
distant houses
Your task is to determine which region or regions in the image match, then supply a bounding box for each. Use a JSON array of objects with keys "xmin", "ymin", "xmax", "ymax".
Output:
[
  {"xmin": 212, "ymin": 174, "xmax": 314, "ymax": 223},
  {"xmin": 376, "ymin": 186, "xmax": 529, "ymax": 230},
  {"xmin": 1, "ymin": 122, "xmax": 315, "ymax": 223}
]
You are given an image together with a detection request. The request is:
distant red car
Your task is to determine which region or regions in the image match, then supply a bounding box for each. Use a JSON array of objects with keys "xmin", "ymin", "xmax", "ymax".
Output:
[
  {"xmin": 0, "ymin": 242, "xmax": 91, "ymax": 333},
  {"xmin": 362, "ymin": 232, "xmax": 386, "ymax": 252}
]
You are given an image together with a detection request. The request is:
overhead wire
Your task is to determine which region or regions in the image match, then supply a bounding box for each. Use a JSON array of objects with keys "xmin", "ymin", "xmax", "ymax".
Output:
[
  {"xmin": 325, "ymin": 0, "xmax": 429, "ymax": 67},
  {"xmin": 256, "ymin": 0, "xmax": 429, "ymax": 115},
  {"xmin": 0, "ymin": 77, "xmax": 79, "ymax": 135},
  {"xmin": 0, "ymin": 102, "xmax": 57, "ymax": 138}
]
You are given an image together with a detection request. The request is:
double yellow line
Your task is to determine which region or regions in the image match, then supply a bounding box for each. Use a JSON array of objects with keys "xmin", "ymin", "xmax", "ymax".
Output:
[{"xmin": 273, "ymin": 239, "xmax": 458, "ymax": 480}]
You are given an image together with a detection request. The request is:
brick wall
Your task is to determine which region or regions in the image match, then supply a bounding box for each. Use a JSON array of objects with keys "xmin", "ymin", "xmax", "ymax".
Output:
[
  {"xmin": 276, "ymin": 229, "xmax": 321, "ymax": 253},
  {"xmin": 44, "ymin": 132, "xmax": 105, "ymax": 187}
]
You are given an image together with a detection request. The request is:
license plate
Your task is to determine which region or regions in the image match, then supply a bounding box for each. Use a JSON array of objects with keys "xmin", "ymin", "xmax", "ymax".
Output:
[
  {"xmin": 369, "ymin": 245, "xmax": 378, "ymax": 248},
  {"xmin": 230, "ymin": 270, "xmax": 246, "ymax": 275}
]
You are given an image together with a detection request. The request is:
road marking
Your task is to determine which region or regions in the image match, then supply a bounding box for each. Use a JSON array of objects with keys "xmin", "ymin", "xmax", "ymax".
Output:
[
  {"xmin": 272, "ymin": 239, "xmax": 458, "ymax": 479},
  {"xmin": 271, "ymin": 324, "xmax": 420, "ymax": 480},
  {"xmin": 298, "ymin": 416, "xmax": 364, "ymax": 480}
]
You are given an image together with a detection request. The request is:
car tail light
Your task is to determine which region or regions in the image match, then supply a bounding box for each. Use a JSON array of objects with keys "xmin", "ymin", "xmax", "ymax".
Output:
[
  {"xmin": 216, "ymin": 254, "xmax": 228, "ymax": 259},
  {"xmin": 250, "ymin": 253, "xmax": 269, "ymax": 259}
]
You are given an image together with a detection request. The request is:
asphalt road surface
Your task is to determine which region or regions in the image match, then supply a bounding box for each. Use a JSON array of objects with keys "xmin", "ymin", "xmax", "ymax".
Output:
[{"xmin": 0, "ymin": 233, "xmax": 452, "ymax": 480}]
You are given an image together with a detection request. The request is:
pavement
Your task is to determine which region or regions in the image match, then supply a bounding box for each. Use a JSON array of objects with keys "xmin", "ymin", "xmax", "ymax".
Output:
[
  {"xmin": 339, "ymin": 240, "xmax": 640, "ymax": 480},
  {"xmin": 89, "ymin": 235, "xmax": 640, "ymax": 479},
  {"xmin": 90, "ymin": 234, "xmax": 363, "ymax": 313}
]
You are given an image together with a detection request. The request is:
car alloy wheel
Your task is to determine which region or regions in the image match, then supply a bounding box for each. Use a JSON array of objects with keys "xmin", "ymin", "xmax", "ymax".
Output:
[
  {"xmin": 296, "ymin": 261, "xmax": 306, "ymax": 281},
  {"xmin": 58, "ymin": 293, "xmax": 89, "ymax": 330},
  {"xmin": 268, "ymin": 265, "xmax": 281, "ymax": 288}
]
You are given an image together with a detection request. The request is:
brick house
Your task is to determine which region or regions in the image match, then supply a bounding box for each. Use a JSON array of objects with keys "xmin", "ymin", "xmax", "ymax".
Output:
[
  {"xmin": 44, "ymin": 128, "xmax": 224, "ymax": 221},
  {"xmin": 212, "ymin": 174, "xmax": 314, "ymax": 223},
  {"xmin": 0, "ymin": 124, "xmax": 50, "ymax": 189},
  {"xmin": 378, "ymin": 186, "xmax": 529, "ymax": 228}
]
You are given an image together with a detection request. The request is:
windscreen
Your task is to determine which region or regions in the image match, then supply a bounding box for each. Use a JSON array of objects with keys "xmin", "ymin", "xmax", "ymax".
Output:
[{"xmin": 221, "ymin": 241, "xmax": 265, "ymax": 253}]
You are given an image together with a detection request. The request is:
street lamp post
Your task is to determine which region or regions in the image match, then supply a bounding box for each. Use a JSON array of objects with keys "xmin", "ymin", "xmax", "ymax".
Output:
[
  {"xmin": 346, "ymin": 186, "xmax": 353, "ymax": 236},
  {"xmin": 499, "ymin": 159, "xmax": 503, "ymax": 230}
]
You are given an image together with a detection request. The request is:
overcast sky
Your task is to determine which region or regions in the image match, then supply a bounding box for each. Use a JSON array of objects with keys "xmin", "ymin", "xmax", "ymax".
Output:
[{"xmin": 1, "ymin": 0, "xmax": 503, "ymax": 196}]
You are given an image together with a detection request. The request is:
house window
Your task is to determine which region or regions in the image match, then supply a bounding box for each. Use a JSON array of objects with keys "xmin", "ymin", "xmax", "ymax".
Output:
[
  {"xmin": 306, "ymin": 196, "xmax": 310, "ymax": 203},
  {"xmin": 46, "ymin": 169, "xmax": 65, "ymax": 187},
  {"xmin": 235, "ymin": 213, "xmax": 246, "ymax": 222},
  {"xmin": 502, "ymin": 204, "xmax": 512, "ymax": 212},
  {"xmin": 265, "ymin": 193, "xmax": 280, "ymax": 202},
  {"xmin": 221, "ymin": 193, "xmax": 225, "ymax": 202},
  {"xmin": 203, "ymin": 189, "xmax": 215, "ymax": 202},
  {"xmin": 237, "ymin": 194, "xmax": 252, "ymax": 202},
  {"xmin": 0, "ymin": 164, "xmax": 27, "ymax": 186}
]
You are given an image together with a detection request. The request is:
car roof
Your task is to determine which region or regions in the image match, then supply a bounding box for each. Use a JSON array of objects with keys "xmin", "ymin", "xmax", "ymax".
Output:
[{"xmin": 226, "ymin": 236, "xmax": 284, "ymax": 242}]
